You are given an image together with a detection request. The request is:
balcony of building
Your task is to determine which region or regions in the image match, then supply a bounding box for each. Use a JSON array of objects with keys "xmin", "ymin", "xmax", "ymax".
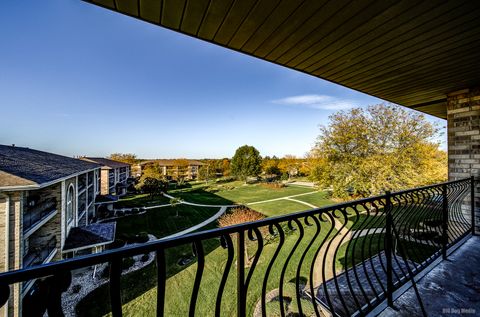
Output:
[
  {"xmin": 22, "ymin": 237, "xmax": 57, "ymax": 269},
  {"xmin": 0, "ymin": 178, "xmax": 477, "ymax": 316},
  {"xmin": 23, "ymin": 196, "xmax": 58, "ymax": 239}
]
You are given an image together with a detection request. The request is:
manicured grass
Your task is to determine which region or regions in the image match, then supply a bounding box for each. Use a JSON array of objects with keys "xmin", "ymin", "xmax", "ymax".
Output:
[
  {"xmin": 249, "ymin": 199, "xmax": 309, "ymax": 217},
  {"xmin": 114, "ymin": 194, "xmax": 171, "ymax": 208},
  {"xmin": 171, "ymin": 190, "xmax": 234, "ymax": 205},
  {"xmin": 113, "ymin": 223, "xmax": 337, "ymax": 317},
  {"xmin": 335, "ymin": 233, "xmax": 385, "ymax": 270},
  {"xmin": 77, "ymin": 204, "xmax": 222, "ymax": 317},
  {"xmin": 213, "ymin": 183, "xmax": 316, "ymax": 204},
  {"xmin": 335, "ymin": 233, "xmax": 441, "ymax": 271},
  {"xmin": 345, "ymin": 213, "xmax": 386, "ymax": 230},
  {"xmin": 115, "ymin": 204, "xmax": 220, "ymax": 239},
  {"xmin": 292, "ymin": 191, "xmax": 334, "ymax": 208},
  {"xmin": 169, "ymin": 182, "xmax": 318, "ymax": 206}
]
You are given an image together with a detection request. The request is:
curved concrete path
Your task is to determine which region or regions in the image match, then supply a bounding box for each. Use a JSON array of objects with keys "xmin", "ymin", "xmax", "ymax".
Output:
[
  {"xmin": 247, "ymin": 190, "xmax": 318, "ymax": 205},
  {"xmin": 162, "ymin": 192, "xmax": 238, "ymax": 208},
  {"xmin": 159, "ymin": 206, "xmax": 228, "ymax": 240}
]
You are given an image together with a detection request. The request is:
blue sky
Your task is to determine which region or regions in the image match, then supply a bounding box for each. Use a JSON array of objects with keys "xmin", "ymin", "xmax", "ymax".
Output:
[{"xmin": 0, "ymin": 0, "xmax": 445, "ymax": 159}]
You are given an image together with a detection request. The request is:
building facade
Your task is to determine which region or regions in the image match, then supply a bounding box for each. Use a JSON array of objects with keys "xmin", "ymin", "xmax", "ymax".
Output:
[
  {"xmin": 133, "ymin": 159, "xmax": 205, "ymax": 180},
  {"xmin": 0, "ymin": 145, "xmax": 106, "ymax": 316},
  {"xmin": 80, "ymin": 157, "xmax": 131, "ymax": 196}
]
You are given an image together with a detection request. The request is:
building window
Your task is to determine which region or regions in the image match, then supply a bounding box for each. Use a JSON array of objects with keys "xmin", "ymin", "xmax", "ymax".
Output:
[{"xmin": 66, "ymin": 184, "xmax": 74, "ymax": 224}]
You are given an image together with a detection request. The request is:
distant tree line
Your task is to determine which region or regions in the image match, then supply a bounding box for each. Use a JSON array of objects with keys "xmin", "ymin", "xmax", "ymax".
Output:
[{"xmin": 108, "ymin": 103, "xmax": 447, "ymax": 199}]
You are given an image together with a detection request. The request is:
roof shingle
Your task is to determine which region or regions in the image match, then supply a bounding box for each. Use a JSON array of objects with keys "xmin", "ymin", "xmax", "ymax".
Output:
[
  {"xmin": 0, "ymin": 145, "xmax": 100, "ymax": 188},
  {"xmin": 81, "ymin": 157, "xmax": 130, "ymax": 169}
]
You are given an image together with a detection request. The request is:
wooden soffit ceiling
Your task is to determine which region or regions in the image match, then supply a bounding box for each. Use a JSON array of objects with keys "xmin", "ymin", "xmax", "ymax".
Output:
[{"xmin": 84, "ymin": 0, "xmax": 480, "ymax": 119}]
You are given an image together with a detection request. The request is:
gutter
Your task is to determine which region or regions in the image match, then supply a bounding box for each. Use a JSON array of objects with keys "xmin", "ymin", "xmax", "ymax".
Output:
[{"xmin": 0, "ymin": 167, "xmax": 100, "ymax": 192}]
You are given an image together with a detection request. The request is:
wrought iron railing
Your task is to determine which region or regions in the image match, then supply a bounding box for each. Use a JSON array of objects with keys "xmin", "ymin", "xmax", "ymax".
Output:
[
  {"xmin": 0, "ymin": 178, "xmax": 474, "ymax": 316},
  {"xmin": 23, "ymin": 198, "xmax": 57, "ymax": 234}
]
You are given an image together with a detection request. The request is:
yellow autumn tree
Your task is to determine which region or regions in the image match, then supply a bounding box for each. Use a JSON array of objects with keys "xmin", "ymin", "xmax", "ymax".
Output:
[{"xmin": 309, "ymin": 103, "xmax": 447, "ymax": 198}]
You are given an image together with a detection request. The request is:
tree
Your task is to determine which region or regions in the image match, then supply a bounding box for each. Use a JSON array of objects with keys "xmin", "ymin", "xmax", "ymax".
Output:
[
  {"xmin": 231, "ymin": 145, "xmax": 262, "ymax": 182},
  {"xmin": 171, "ymin": 159, "xmax": 189, "ymax": 184},
  {"xmin": 136, "ymin": 164, "xmax": 165, "ymax": 191},
  {"xmin": 218, "ymin": 207, "xmax": 265, "ymax": 266},
  {"xmin": 169, "ymin": 197, "xmax": 182, "ymax": 217},
  {"xmin": 309, "ymin": 103, "xmax": 446, "ymax": 198},
  {"xmin": 108, "ymin": 153, "xmax": 138, "ymax": 164},
  {"xmin": 262, "ymin": 157, "xmax": 281, "ymax": 176},
  {"xmin": 198, "ymin": 162, "xmax": 216, "ymax": 182},
  {"xmin": 221, "ymin": 158, "xmax": 231, "ymax": 176},
  {"xmin": 278, "ymin": 155, "xmax": 300, "ymax": 179},
  {"xmin": 141, "ymin": 177, "xmax": 164, "ymax": 198}
]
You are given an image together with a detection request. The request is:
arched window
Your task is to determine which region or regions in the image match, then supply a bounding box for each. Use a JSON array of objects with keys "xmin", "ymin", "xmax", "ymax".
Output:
[{"xmin": 67, "ymin": 184, "xmax": 74, "ymax": 223}]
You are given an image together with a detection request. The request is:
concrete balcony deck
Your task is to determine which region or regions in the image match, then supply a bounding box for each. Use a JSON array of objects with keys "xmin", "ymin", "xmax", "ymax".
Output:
[{"xmin": 379, "ymin": 236, "xmax": 480, "ymax": 317}]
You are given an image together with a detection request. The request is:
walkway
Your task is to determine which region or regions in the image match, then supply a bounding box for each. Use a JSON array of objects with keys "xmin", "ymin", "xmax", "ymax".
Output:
[
  {"xmin": 162, "ymin": 192, "xmax": 238, "ymax": 208},
  {"xmin": 378, "ymin": 235, "xmax": 480, "ymax": 317},
  {"xmin": 159, "ymin": 206, "xmax": 228, "ymax": 240},
  {"xmin": 247, "ymin": 190, "xmax": 318, "ymax": 205}
]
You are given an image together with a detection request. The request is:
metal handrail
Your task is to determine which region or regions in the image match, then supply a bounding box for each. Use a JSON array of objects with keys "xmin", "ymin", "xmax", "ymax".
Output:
[{"xmin": 0, "ymin": 178, "xmax": 474, "ymax": 316}]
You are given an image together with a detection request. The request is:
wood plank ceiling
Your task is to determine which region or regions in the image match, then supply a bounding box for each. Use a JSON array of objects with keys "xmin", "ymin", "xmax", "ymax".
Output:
[{"xmin": 84, "ymin": 0, "xmax": 480, "ymax": 119}]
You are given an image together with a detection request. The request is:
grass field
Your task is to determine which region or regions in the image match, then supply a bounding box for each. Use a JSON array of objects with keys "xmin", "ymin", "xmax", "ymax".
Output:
[
  {"xmin": 81, "ymin": 181, "xmax": 426, "ymax": 316},
  {"xmin": 292, "ymin": 191, "xmax": 334, "ymax": 208},
  {"xmin": 114, "ymin": 194, "xmax": 171, "ymax": 208},
  {"xmin": 216, "ymin": 184, "xmax": 315, "ymax": 204},
  {"xmin": 111, "ymin": 223, "xmax": 336, "ymax": 317},
  {"xmin": 249, "ymin": 199, "xmax": 309, "ymax": 216},
  {"xmin": 168, "ymin": 182, "xmax": 318, "ymax": 206},
  {"xmin": 115, "ymin": 204, "xmax": 221, "ymax": 239}
]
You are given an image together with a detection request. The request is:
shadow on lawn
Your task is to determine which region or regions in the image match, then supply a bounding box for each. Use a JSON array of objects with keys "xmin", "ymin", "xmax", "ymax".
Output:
[{"xmin": 76, "ymin": 191, "xmax": 236, "ymax": 317}]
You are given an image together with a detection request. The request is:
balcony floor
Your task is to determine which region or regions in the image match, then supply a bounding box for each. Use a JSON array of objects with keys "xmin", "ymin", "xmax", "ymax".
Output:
[{"xmin": 379, "ymin": 236, "xmax": 480, "ymax": 317}]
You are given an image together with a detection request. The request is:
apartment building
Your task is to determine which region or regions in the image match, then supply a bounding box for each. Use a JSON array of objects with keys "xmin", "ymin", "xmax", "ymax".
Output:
[
  {"xmin": 133, "ymin": 159, "xmax": 205, "ymax": 180},
  {"xmin": 0, "ymin": 145, "xmax": 115, "ymax": 316},
  {"xmin": 80, "ymin": 157, "xmax": 131, "ymax": 196}
]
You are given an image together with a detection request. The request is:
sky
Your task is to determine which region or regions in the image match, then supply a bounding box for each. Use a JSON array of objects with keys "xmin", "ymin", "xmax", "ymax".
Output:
[{"xmin": 0, "ymin": 0, "xmax": 446, "ymax": 159}]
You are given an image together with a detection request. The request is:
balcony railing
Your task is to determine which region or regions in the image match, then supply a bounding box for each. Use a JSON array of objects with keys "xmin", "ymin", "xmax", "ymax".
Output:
[
  {"xmin": 23, "ymin": 198, "xmax": 57, "ymax": 234},
  {"xmin": 23, "ymin": 237, "xmax": 57, "ymax": 269},
  {"xmin": 0, "ymin": 178, "xmax": 474, "ymax": 316}
]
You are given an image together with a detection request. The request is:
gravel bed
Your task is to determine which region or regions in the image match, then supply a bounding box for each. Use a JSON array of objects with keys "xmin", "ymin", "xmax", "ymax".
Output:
[{"xmin": 60, "ymin": 234, "xmax": 156, "ymax": 316}]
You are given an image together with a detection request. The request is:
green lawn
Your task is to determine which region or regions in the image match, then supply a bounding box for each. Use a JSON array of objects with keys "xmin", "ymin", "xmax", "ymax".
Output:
[
  {"xmin": 335, "ymin": 233, "xmax": 440, "ymax": 271},
  {"xmin": 292, "ymin": 191, "xmax": 334, "ymax": 208},
  {"xmin": 96, "ymin": 186, "xmax": 441, "ymax": 316},
  {"xmin": 115, "ymin": 204, "xmax": 221, "ymax": 240},
  {"xmin": 112, "ymin": 223, "xmax": 337, "ymax": 317},
  {"xmin": 249, "ymin": 199, "xmax": 309, "ymax": 217},
  {"xmin": 335, "ymin": 233, "xmax": 385, "ymax": 270},
  {"xmin": 168, "ymin": 182, "xmax": 318, "ymax": 206},
  {"xmin": 171, "ymin": 189, "xmax": 234, "ymax": 205},
  {"xmin": 211, "ymin": 183, "xmax": 316, "ymax": 204},
  {"xmin": 114, "ymin": 194, "xmax": 171, "ymax": 208},
  {"xmin": 77, "ymin": 204, "xmax": 222, "ymax": 317}
]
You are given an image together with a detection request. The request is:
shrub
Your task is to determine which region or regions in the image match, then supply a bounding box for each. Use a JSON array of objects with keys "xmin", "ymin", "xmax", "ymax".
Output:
[
  {"xmin": 260, "ymin": 182, "xmax": 285, "ymax": 189},
  {"xmin": 218, "ymin": 207, "xmax": 265, "ymax": 227},
  {"xmin": 215, "ymin": 176, "xmax": 236, "ymax": 184}
]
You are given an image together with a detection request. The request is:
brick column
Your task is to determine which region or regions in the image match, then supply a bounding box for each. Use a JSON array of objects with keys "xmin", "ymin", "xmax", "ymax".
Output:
[{"xmin": 447, "ymin": 88, "xmax": 480, "ymax": 234}]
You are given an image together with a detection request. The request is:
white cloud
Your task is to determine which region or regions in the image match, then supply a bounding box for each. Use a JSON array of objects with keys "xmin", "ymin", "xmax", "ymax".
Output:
[{"xmin": 272, "ymin": 94, "xmax": 356, "ymax": 110}]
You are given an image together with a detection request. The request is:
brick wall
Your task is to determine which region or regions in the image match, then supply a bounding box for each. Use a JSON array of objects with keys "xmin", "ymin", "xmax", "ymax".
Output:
[{"xmin": 447, "ymin": 87, "xmax": 480, "ymax": 233}]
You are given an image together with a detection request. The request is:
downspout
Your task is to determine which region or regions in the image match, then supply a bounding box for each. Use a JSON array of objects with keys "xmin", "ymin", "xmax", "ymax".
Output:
[{"xmin": 4, "ymin": 194, "xmax": 10, "ymax": 317}]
